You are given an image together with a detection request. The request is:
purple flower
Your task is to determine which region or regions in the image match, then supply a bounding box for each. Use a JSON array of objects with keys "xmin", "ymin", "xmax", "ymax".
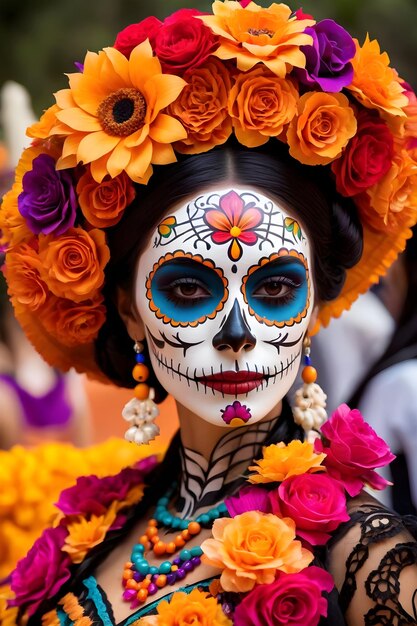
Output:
[
  {"xmin": 9, "ymin": 526, "xmax": 71, "ymax": 616},
  {"xmin": 134, "ymin": 454, "xmax": 159, "ymax": 475},
  {"xmin": 55, "ymin": 466, "xmax": 144, "ymax": 516},
  {"xmin": 221, "ymin": 400, "xmax": 252, "ymax": 425},
  {"xmin": 294, "ymin": 19, "xmax": 356, "ymax": 92},
  {"xmin": 18, "ymin": 153, "xmax": 77, "ymax": 235},
  {"xmin": 226, "ymin": 485, "xmax": 271, "ymax": 517}
]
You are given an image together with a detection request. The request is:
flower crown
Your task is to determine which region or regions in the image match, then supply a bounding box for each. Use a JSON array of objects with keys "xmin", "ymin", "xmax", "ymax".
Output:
[{"xmin": 1, "ymin": 0, "xmax": 417, "ymax": 381}]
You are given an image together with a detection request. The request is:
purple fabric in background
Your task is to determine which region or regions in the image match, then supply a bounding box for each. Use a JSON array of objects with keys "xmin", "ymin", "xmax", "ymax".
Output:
[{"xmin": 0, "ymin": 373, "xmax": 71, "ymax": 427}]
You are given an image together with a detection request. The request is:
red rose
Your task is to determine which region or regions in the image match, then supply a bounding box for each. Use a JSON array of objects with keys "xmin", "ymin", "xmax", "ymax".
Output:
[
  {"xmin": 233, "ymin": 567, "xmax": 334, "ymax": 626},
  {"xmin": 114, "ymin": 16, "xmax": 162, "ymax": 57},
  {"xmin": 270, "ymin": 473, "xmax": 350, "ymax": 545},
  {"xmin": 332, "ymin": 109, "xmax": 394, "ymax": 197},
  {"xmin": 154, "ymin": 9, "xmax": 218, "ymax": 75}
]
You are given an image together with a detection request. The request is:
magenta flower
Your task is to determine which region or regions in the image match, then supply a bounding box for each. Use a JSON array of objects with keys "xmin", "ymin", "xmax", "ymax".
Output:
[
  {"xmin": 270, "ymin": 473, "xmax": 350, "ymax": 545},
  {"xmin": 221, "ymin": 400, "xmax": 252, "ymax": 425},
  {"xmin": 9, "ymin": 526, "xmax": 71, "ymax": 616},
  {"xmin": 55, "ymin": 466, "xmax": 144, "ymax": 516},
  {"xmin": 225, "ymin": 485, "xmax": 271, "ymax": 517},
  {"xmin": 294, "ymin": 20, "xmax": 355, "ymax": 92},
  {"xmin": 233, "ymin": 566, "xmax": 334, "ymax": 626},
  {"xmin": 204, "ymin": 190, "xmax": 263, "ymax": 261},
  {"xmin": 315, "ymin": 404, "xmax": 396, "ymax": 496},
  {"xmin": 18, "ymin": 154, "xmax": 77, "ymax": 235}
]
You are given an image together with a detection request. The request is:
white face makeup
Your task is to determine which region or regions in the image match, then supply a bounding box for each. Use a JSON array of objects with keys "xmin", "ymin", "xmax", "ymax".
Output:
[{"xmin": 134, "ymin": 187, "xmax": 314, "ymax": 427}]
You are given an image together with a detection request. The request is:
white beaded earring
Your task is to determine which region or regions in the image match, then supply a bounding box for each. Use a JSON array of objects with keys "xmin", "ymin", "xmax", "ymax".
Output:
[{"xmin": 122, "ymin": 341, "xmax": 160, "ymax": 445}]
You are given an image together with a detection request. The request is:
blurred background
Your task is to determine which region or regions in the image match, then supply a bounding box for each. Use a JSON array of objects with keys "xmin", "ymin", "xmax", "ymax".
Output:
[{"xmin": 1, "ymin": 0, "xmax": 417, "ymax": 117}]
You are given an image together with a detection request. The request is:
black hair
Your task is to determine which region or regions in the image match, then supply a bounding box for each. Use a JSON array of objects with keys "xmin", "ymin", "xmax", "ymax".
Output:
[{"xmin": 95, "ymin": 139, "xmax": 363, "ymax": 391}]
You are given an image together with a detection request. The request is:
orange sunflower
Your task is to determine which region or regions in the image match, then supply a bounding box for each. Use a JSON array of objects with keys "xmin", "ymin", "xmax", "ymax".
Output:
[
  {"xmin": 51, "ymin": 40, "xmax": 187, "ymax": 183},
  {"xmin": 200, "ymin": 1, "xmax": 314, "ymax": 77}
]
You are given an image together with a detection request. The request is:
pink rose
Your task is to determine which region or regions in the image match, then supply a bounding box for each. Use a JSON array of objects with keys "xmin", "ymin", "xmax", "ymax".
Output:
[
  {"xmin": 233, "ymin": 566, "xmax": 334, "ymax": 626},
  {"xmin": 114, "ymin": 16, "xmax": 162, "ymax": 57},
  {"xmin": 9, "ymin": 526, "xmax": 71, "ymax": 615},
  {"xmin": 270, "ymin": 473, "xmax": 350, "ymax": 545},
  {"xmin": 154, "ymin": 9, "xmax": 218, "ymax": 75},
  {"xmin": 315, "ymin": 404, "xmax": 395, "ymax": 496}
]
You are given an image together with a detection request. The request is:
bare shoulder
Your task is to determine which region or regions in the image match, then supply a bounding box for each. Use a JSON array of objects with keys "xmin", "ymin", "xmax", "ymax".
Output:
[{"xmin": 328, "ymin": 492, "xmax": 417, "ymax": 625}]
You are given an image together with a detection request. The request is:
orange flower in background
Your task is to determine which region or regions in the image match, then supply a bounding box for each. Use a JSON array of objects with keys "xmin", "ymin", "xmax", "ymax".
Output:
[
  {"xmin": 201, "ymin": 511, "xmax": 313, "ymax": 593},
  {"xmin": 77, "ymin": 168, "xmax": 136, "ymax": 228},
  {"xmin": 38, "ymin": 227, "xmax": 110, "ymax": 302},
  {"xmin": 348, "ymin": 36, "xmax": 408, "ymax": 118},
  {"xmin": 200, "ymin": 1, "xmax": 314, "ymax": 77},
  {"xmin": 156, "ymin": 587, "xmax": 232, "ymax": 626},
  {"xmin": 287, "ymin": 91, "xmax": 357, "ymax": 165},
  {"xmin": 52, "ymin": 40, "xmax": 187, "ymax": 183},
  {"xmin": 357, "ymin": 144, "xmax": 417, "ymax": 232},
  {"xmin": 169, "ymin": 58, "xmax": 233, "ymax": 154},
  {"xmin": 62, "ymin": 502, "xmax": 119, "ymax": 563},
  {"xmin": 41, "ymin": 294, "xmax": 106, "ymax": 347},
  {"xmin": 4, "ymin": 242, "xmax": 48, "ymax": 311},
  {"xmin": 228, "ymin": 66, "xmax": 299, "ymax": 147},
  {"xmin": 249, "ymin": 440, "xmax": 326, "ymax": 484},
  {"xmin": 0, "ymin": 186, "xmax": 32, "ymax": 249}
]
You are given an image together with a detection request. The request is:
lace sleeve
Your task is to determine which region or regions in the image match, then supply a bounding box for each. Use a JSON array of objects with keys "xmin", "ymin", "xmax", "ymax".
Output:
[{"xmin": 328, "ymin": 497, "xmax": 417, "ymax": 626}]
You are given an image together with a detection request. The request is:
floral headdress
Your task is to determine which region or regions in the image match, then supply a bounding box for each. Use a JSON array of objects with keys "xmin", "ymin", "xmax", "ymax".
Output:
[{"xmin": 1, "ymin": 0, "xmax": 417, "ymax": 381}]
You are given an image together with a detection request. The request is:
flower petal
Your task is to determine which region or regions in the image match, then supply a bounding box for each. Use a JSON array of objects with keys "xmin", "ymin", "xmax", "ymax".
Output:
[
  {"xmin": 126, "ymin": 139, "xmax": 153, "ymax": 180},
  {"xmin": 145, "ymin": 74, "xmax": 187, "ymax": 119},
  {"xmin": 205, "ymin": 209, "xmax": 232, "ymax": 232},
  {"xmin": 229, "ymin": 238, "xmax": 243, "ymax": 261},
  {"xmin": 56, "ymin": 108, "xmax": 101, "ymax": 132},
  {"xmin": 238, "ymin": 207, "xmax": 263, "ymax": 231},
  {"xmin": 219, "ymin": 190, "xmax": 244, "ymax": 225},
  {"xmin": 149, "ymin": 114, "xmax": 186, "ymax": 144},
  {"xmin": 151, "ymin": 142, "xmax": 177, "ymax": 166},
  {"xmin": 129, "ymin": 40, "xmax": 163, "ymax": 90},
  {"xmin": 77, "ymin": 131, "xmax": 120, "ymax": 164},
  {"xmin": 106, "ymin": 142, "xmax": 132, "ymax": 178}
]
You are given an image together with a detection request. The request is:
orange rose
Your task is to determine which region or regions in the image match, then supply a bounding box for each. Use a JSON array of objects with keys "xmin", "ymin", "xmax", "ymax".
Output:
[
  {"xmin": 4, "ymin": 242, "xmax": 47, "ymax": 311},
  {"xmin": 201, "ymin": 511, "xmax": 313, "ymax": 593},
  {"xmin": 156, "ymin": 587, "xmax": 232, "ymax": 626},
  {"xmin": 169, "ymin": 58, "xmax": 232, "ymax": 155},
  {"xmin": 348, "ymin": 36, "xmax": 408, "ymax": 118},
  {"xmin": 228, "ymin": 66, "xmax": 299, "ymax": 147},
  {"xmin": 249, "ymin": 441, "xmax": 326, "ymax": 484},
  {"xmin": 287, "ymin": 91, "xmax": 357, "ymax": 165},
  {"xmin": 38, "ymin": 227, "xmax": 110, "ymax": 302},
  {"xmin": 77, "ymin": 169, "xmax": 136, "ymax": 228},
  {"xmin": 357, "ymin": 144, "xmax": 417, "ymax": 232},
  {"xmin": 200, "ymin": 1, "xmax": 314, "ymax": 77},
  {"xmin": 40, "ymin": 294, "xmax": 106, "ymax": 347},
  {"xmin": 0, "ymin": 186, "xmax": 32, "ymax": 248}
]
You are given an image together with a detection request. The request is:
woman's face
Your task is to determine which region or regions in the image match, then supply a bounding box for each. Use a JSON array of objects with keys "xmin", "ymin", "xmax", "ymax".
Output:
[{"xmin": 134, "ymin": 187, "xmax": 315, "ymax": 427}]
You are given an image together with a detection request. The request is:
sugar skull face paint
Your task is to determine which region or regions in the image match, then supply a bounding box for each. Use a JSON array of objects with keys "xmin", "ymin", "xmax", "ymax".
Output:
[{"xmin": 134, "ymin": 188, "xmax": 314, "ymax": 427}]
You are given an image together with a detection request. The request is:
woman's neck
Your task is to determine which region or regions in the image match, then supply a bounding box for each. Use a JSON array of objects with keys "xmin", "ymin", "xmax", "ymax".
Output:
[{"xmin": 175, "ymin": 401, "xmax": 282, "ymax": 516}]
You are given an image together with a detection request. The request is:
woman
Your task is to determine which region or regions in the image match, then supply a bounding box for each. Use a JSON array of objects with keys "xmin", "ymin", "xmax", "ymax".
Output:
[{"xmin": 1, "ymin": 2, "xmax": 417, "ymax": 625}]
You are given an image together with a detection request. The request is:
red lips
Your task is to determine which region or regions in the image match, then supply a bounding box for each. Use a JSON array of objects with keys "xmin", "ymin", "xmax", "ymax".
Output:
[{"xmin": 197, "ymin": 370, "xmax": 264, "ymax": 394}]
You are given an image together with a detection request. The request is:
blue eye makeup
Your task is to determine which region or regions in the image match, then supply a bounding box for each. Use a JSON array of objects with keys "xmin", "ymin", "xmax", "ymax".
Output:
[
  {"xmin": 243, "ymin": 257, "xmax": 309, "ymax": 324},
  {"xmin": 149, "ymin": 257, "xmax": 227, "ymax": 324}
]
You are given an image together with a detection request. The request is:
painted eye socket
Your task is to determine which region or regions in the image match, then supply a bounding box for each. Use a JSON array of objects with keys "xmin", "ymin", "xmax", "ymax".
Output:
[
  {"xmin": 150, "ymin": 258, "xmax": 227, "ymax": 324},
  {"xmin": 244, "ymin": 258, "xmax": 308, "ymax": 324}
]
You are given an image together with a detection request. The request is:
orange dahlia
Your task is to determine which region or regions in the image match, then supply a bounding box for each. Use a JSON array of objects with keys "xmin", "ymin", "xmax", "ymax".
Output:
[
  {"xmin": 248, "ymin": 440, "xmax": 326, "ymax": 484},
  {"xmin": 348, "ymin": 36, "xmax": 408, "ymax": 118},
  {"xmin": 200, "ymin": 1, "xmax": 314, "ymax": 77},
  {"xmin": 51, "ymin": 40, "xmax": 187, "ymax": 183}
]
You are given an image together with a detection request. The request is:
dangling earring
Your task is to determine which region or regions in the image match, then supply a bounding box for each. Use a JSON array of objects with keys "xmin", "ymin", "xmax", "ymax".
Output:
[
  {"xmin": 292, "ymin": 336, "xmax": 327, "ymax": 441},
  {"xmin": 122, "ymin": 341, "xmax": 160, "ymax": 445}
]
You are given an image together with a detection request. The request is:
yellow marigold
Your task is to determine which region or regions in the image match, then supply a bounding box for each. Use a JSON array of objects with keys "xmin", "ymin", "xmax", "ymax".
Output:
[
  {"xmin": 62, "ymin": 502, "xmax": 118, "ymax": 563},
  {"xmin": 348, "ymin": 35, "xmax": 408, "ymax": 118},
  {"xmin": 357, "ymin": 142, "xmax": 417, "ymax": 232},
  {"xmin": 248, "ymin": 440, "xmax": 326, "ymax": 484},
  {"xmin": 52, "ymin": 40, "xmax": 187, "ymax": 183},
  {"xmin": 201, "ymin": 511, "xmax": 313, "ymax": 593},
  {"xmin": 156, "ymin": 587, "xmax": 232, "ymax": 626},
  {"xmin": 228, "ymin": 66, "xmax": 299, "ymax": 147},
  {"xmin": 4, "ymin": 242, "xmax": 48, "ymax": 312},
  {"xmin": 200, "ymin": 1, "xmax": 314, "ymax": 77},
  {"xmin": 38, "ymin": 227, "xmax": 109, "ymax": 303},
  {"xmin": 168, "ymin": 58, "xmax": 233, "ymax": 155},
  {"xmin": 287, "ymin": 91, "xmax": 357, "ymax": 166}
]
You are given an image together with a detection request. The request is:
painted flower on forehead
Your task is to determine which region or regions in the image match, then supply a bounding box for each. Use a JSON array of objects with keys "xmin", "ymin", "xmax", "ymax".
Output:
[
  {"xmin": 18, "ymin": 154, "xmax": 77, "ymax": 236},
  {"xmin": 200, "ymin": 1, "xmax": 314, "ymax": 77},
  {"xmin": 348, "ymin": 35, "xmax": 408, "ymax": 117},
  {"xmin": 52, "ymin": 40, "xmax": 187, "ymax": 183},
  {"xmin": 203, "ymin": 190, "xmax": 263, "ymax": 261},
  {"xmin": 294, "ymin": 19, "xmax": 355, "ymax": 92},
  {"xmin": 248, "ymin": 440, "xmax": 326, "ymax": 484}
]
